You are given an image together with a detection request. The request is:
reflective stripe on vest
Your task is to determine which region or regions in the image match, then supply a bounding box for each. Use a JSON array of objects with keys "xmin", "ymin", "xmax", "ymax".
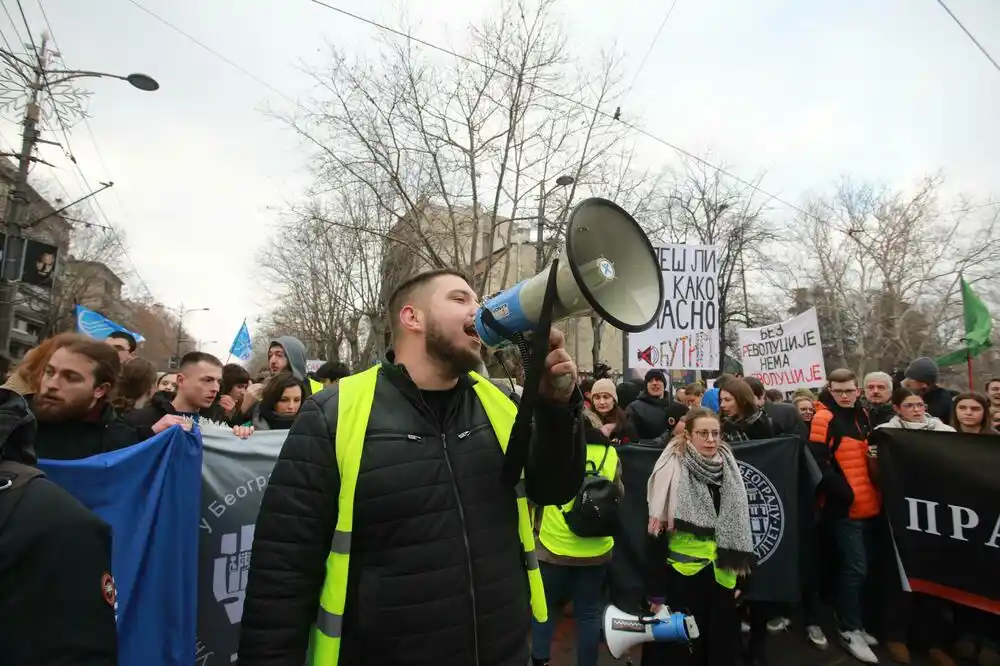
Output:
[
  {"xmin": 538, "ymin": 443, "xmax": 617, "ymax": 558},
  {"xmin": 308, "ymin": 367, "xmax": 547, "ymax": 666},
  {"xmin": 666, "ymin": 531, "xmax": 737, "ymax": 590}
]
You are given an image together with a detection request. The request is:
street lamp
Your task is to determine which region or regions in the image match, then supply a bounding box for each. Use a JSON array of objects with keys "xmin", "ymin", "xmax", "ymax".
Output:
[
  {"xmin": 44, "ymin": 69, "xmax": 160, "ymax": 91},
  {"xmin": 0, "ymin": 34, "xmax": 161, "ymax": 356},
  {"xmin": 535, "ymin": 174, "xmax": 575, "ymax": 272},
  {"xmin": 173, "ymin": 306, "xmax": 209, "ymax": 366}
]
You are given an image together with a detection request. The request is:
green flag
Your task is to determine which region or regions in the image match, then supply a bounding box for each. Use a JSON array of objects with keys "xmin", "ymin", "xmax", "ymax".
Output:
[{"xmin": 935, "ymin": 277, "xmax": 992, "ymax": 367}]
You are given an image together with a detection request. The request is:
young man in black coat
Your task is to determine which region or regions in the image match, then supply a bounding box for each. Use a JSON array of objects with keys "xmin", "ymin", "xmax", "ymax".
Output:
[{"xmin": 238, "ymin": 269, "xmax": 586, "ymax": 666}]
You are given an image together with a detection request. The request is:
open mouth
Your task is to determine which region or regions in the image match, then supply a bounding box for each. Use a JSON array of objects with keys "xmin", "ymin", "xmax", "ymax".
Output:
[{"xmin": 464, "ymin": 323, "xmax": 481, "ymax": 342}]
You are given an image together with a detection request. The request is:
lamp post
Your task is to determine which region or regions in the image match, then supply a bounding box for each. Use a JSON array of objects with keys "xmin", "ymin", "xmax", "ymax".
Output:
[
  {"xmin": 535, "ymin": 174, "xmax": 575, "ymax": 272},
  {"xmin": 173, "ymin": 305, "xmax": 209, "ymax": 367},
  {"xmin": 0, "ymin": 34, "xmax": 159, "ymax": 356}
]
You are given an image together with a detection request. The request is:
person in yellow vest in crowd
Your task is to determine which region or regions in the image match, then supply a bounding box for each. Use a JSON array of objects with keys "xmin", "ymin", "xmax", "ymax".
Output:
[
  {"xmin": 530, "ymin": 407, "xmax": 624, "ymax": 666},
  {"xmin": 644, "ymin": 407, "xmax": 756, "ymax": 666},
  {"xmin": 238, "ymin": 268, "xmax": 586, "ymax": 666}
]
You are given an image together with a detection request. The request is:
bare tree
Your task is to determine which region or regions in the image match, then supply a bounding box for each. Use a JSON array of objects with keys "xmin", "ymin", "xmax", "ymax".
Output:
[
  {"xmin": 276, "ymin": 0, "xmax": 628, "ymax": 299},
  {"xmin": 774, "ymin": 175, "xmax": 1000, "ymax": 377}
]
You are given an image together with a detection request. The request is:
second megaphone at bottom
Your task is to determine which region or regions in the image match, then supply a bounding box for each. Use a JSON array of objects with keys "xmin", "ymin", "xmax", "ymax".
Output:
[{"xmin": 603, "ymin": 604, "xmax": 700, "ymax": 659}]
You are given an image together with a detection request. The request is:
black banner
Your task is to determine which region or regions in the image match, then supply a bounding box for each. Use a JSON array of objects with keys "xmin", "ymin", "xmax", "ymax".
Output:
[
  {"xmin": 609, "ymin": 437, "xmax": 816, "ymax": 612},
  {"xmin": 875, "ymin": 428, "xmax": 1000, "ymax": 615}
]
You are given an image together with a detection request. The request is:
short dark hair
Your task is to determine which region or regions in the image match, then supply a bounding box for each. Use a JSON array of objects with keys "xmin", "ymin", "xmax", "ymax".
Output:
[
  {"xmin": 108, "ymin": 330, "xmax": 137, "ymax": 352},
  {"xmin": 765, "ymin": 389, "xmax": 784, "ymax": 403},
  {"xmin": 387, "ymin": 269, "xmax": 471, "ymax": 340},
  {"xmin": 179, "ymin": 351, "xmax": 223, "ymax": 371},
  {"xmin": 315, "ymin": 360, "xmax": 350, "ymax": 382},
  {"xmin": 986, "ymin": 378, "xmax": 1000, "ymax": 391},
  {"xmin": 221, "ymin": 363, "xmax": 251, "ymax": 395},
  {"xmin": 743, "ymin": 376, "xmax": 765, "ymax": 398},
  {"xmin": 828, "ymin": 368, "xmax": 857, "ymax": 384},
  {"xmin": 60, "ymin": 336, "xmax": 121, "ymax": 390}
]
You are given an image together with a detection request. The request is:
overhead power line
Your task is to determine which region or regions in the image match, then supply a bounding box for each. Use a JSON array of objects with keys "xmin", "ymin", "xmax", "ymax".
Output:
[
  {"xmin": 622, "ymin": 0, "xmax": 680, "ymax": 102},
  {"xmin": 934, "ymin": 0, "xmax": 1000, "ymax": 75}
]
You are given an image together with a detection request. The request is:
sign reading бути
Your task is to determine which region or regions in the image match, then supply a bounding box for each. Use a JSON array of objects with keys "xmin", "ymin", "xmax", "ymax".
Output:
[
  {"xmin": 737, "ymin": 308, "xmax": 827, "ymax": 390},
  {"xmin": 628, "ymin": 244, "xmax": 721, "ymax": 372}
]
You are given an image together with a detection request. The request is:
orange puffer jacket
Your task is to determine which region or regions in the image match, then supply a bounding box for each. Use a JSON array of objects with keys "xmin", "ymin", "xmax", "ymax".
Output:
[{"xmin": 809, "ymin": 401, "xmax": 880, "ymax": 519}]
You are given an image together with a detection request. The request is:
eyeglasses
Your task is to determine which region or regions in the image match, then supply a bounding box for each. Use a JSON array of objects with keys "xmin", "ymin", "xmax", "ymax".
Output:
[
  {"xmin": 693, "ymin": 429, "xmax": 722, "ymax": 440},
  {"xmin": 830, "ymin": 389, "xmax": 857, "ymax": 396},
  {"xmin": 901, "ymin": 402, "xmax": 926, "ymax": 410}
]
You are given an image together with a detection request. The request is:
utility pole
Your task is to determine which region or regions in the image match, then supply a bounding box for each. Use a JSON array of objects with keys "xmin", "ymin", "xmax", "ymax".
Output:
[
  {"xmin": 0, "ymin": 36, "xmax": 158, "ymax": 356},
  {"xmin": 172, "ymin": 304, "xmax": 209, "ymax": 367},
  {"xmin": 0, "ymin": 34, "xmax": 48, "ymax": 356}
]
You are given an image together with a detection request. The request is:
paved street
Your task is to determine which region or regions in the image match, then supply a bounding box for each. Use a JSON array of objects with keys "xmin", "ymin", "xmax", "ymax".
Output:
[{"xmin": 549, "ymin": 615, "xmax": 960, "ymax": 665}]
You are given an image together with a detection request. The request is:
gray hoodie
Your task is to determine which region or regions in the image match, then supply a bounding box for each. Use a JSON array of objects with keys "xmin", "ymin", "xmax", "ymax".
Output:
[{"xmin": 270, "ymin": 336, "xmax": 308, "ymax": 383}]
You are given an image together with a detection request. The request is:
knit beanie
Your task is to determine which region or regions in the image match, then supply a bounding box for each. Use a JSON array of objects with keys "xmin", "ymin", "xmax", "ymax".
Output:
[
  {"xmin": 590, "ymin": 378, "xmax": 618, "ymax": 403},
  {"xmin": 644, "ymin": 368, "xmax": 667, "ymax": 385},
  {"xmin": 904, "ymin": 357, "xmax": 939, "ymax": 385}
]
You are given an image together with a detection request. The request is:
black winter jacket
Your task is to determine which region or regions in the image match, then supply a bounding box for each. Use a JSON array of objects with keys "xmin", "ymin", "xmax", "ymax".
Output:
[
  {"xmin": 238, "ymin": 361, "xmax": 586, "ymax": 666},
  {"xmin": 27, "ymin": 398, "xmax": 139, "ymax": 460},
  {"xmin": 625, "ymin": 394, "xmax": 686, "ymax": 440},
  {"xmin": 0, "ymin": 389, "xmax": 118, "ymax": 665},
  {"xmin": 125, "ymin": 391, "xmax": 228, "ymax": 441}
]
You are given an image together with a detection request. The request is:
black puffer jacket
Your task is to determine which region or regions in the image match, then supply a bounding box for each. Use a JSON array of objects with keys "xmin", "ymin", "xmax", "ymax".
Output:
[
  {"xmin": 124, "ymin": 391, "xmax": 228, "ymax": 441},
  {"xmin": 238, "ymin": 361, "xmax": 585, "ymax": 666},
  {"xmin": 625, "ymin": 394, "xmax": 686, "ymax": 440}
]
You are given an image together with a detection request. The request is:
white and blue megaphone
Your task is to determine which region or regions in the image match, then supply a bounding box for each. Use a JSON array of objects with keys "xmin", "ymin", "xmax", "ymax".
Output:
[
  {"xmin": 603, "ymin": 604, "xmax": 700, "ymax": 658},
  {"xmin": 473, "ymin": 198, "xmax": 664, "ymax": 353}
]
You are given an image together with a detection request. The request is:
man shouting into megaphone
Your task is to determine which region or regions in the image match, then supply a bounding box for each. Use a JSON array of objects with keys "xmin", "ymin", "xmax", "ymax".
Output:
[{"xmin": 238, "ymin": 268, "xmax": 587, "ymax": 666}]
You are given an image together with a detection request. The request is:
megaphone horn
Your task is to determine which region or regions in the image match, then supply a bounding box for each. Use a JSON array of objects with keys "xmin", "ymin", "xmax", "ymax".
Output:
[
  {"xmin": 474, "ymin": 198, "xmax": 664, "ymax": 348},
  {"xmin": 602, "ymin": 604, "xmax": 699, "ymax": 659}
]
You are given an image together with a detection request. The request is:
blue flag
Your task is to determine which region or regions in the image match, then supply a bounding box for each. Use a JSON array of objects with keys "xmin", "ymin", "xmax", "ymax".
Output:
[
  {"xmin": 75, "ymin": 304, "xmax": 146, "ymax": 343},
  {"xmin": 38, "ymin": 427, "xmax": 202, "ymax": 666},
  {"xmin": 229, "ymin": 320, "xmax": 252, "ymax": 362}
]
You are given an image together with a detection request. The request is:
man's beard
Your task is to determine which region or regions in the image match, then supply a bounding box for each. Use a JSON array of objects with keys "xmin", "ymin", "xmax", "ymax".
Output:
[
  {"xmin": 33, "ymin": 393, "xmax": 96, "ymax": 422},
  {"xmin": 425, "ymin": 318, "xmax": 482, "ymax": 379}
]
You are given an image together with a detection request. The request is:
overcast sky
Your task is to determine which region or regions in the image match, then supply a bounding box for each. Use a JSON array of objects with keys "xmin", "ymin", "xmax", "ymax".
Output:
[{"xmin": 1, "ymin": 0, "xmax": 998, "ymax": 361}]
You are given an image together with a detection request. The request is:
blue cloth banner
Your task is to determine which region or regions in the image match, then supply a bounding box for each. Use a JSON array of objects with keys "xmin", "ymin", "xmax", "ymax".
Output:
[
  {"xmin": 38, "ymin": 427, "xmax": 202, "ymax": 666},
  {"xmin": 228, "ymin": 320, "xmax": 252, "ymax": 362},
  {"xmin": 74, "ymin": 304, "xmax": 146, "ymax": 343}
]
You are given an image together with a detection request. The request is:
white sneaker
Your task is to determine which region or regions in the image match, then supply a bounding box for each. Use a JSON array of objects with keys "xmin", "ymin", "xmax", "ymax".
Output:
[
  {"xmin": 840, "ymin": 630, "xmax": 879, "ymax": 663},
  {"xmin": 807, "ymin": 625, "xmax": 829, "ymax": 650},
  {"xmin": 767, "ymin": 616, "xmax": 791, "ymax": 633},
  {"xmin": 860, "ymin": 629, "xmax": 879, "ymax": 647}
]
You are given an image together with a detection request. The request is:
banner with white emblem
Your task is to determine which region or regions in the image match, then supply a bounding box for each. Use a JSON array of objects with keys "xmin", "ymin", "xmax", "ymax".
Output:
[{"xmin": 197, "ymin": 424, "xmax": 287, "ymax": 666}]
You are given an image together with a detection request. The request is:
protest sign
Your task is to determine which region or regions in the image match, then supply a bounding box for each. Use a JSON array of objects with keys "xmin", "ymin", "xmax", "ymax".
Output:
[
  {"xmin": 738, "ymin": 308, "xmax": 826, "ymax": 390},
  {"xmin": 875, "ymin": 428, "xmax": 1000, "ymax": 614},
  {"xmin": 197, "ymin": 424, "xmax": 287, "ymax": 665},
  {"xmin": 628, "ymin": 244, "xmax": 721, "ymax": 372},
  {"xmin": 39, "ymin": 427, "xmax": 202, "ymax": 666}
]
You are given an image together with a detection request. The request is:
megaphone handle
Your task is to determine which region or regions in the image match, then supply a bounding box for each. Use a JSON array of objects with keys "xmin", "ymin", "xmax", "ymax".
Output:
[{"xmin": 550, "ymin": 372, "xmax": 574, "ymax": 393}]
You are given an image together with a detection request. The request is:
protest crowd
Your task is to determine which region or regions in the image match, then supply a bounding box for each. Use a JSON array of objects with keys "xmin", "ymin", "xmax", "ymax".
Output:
[{"xmin": 0, "ymin": 269, "xmax": 998, "ymax": 666}]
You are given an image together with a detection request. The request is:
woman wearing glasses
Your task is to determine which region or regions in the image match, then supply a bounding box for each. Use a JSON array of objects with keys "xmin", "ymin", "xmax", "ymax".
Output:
[
  {"xmin": 875, "ymin": 388, "xmax": 955, "ymax": 432},
  {"xmin": 644, "ymin": 407, "xmax": 755, "ymax": 666}
]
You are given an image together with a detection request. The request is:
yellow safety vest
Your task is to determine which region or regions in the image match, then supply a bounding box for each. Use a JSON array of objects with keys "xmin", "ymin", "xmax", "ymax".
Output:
[
  {"xmin": 309, "ymin": 377, "xmax": 324, "ymax": 395},
  {"xmin": 666, "ymin": 531, "xmax": 738, "ymax": 589},
  {"xmin": 308, "ymin": 367, "xmax": 548, "ymax": 665},
  {"xmin": 538, "ymin": 443, "xmax": 618, "ymax": 558}
]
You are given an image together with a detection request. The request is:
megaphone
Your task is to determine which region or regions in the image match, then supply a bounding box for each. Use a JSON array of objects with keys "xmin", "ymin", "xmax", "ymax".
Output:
[
  {"xmin": 474, "ymin": 197, "xmax": 664, "ymax": 348},
  {"xmin": 603, "ymin": 604, "xmax": 699, "ymax": 659}
]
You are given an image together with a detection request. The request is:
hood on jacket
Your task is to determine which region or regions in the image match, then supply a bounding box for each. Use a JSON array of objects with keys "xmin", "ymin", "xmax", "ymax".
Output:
[
  {"xmin": 0, "ymin": 388, "xmax": 38, "ymax": 465},
  {"xmin": 270, "ymin": 336, "xmax": 308, "ymax": 382}
]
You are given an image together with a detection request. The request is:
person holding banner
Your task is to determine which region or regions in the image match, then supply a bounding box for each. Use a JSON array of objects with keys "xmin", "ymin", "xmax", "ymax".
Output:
[
  {"xmin": 645, "ymin": 407, "xmax": 755, "ymax": 666},
  {"xmin": 238, "ymin": 269, "xmax": 585, "ymax": 666}
]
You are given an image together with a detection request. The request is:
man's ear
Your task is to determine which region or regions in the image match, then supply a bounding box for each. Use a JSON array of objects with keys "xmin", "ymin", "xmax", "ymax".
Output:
[
  {"xmin": 399, "ymin": 304, "xmax": 424, "ymax": 334},
  {"xmin": 94, "ymin": 382, "xmax": 111, "ymax": 401}
]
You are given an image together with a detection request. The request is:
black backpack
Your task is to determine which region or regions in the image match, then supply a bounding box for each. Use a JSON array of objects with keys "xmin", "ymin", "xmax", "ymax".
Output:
[
  {"xmin": 0, "ymin": 460, "xmax": 44, "ymax": 533},
  {"xmin": 562, "ymin": 445, "xmax": 621, "ymax": 538}
]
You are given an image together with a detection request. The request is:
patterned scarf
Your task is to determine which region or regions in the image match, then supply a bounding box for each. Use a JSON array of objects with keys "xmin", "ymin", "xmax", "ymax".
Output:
[{"xmin": 647, "ymin": 439, "xmax": 756, "ymax": 573}]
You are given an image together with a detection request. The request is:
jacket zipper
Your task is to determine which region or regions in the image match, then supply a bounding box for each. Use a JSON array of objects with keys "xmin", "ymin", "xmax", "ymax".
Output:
[{"xmin": 440, "ymin": 430, "xmax": 480, "ymax": 665}]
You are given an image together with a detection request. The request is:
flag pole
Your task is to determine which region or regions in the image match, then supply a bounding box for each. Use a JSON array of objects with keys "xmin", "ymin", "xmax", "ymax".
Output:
[{"xmin": 967, "ymin": 349, "xmax": 974, "ymax": 391}]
